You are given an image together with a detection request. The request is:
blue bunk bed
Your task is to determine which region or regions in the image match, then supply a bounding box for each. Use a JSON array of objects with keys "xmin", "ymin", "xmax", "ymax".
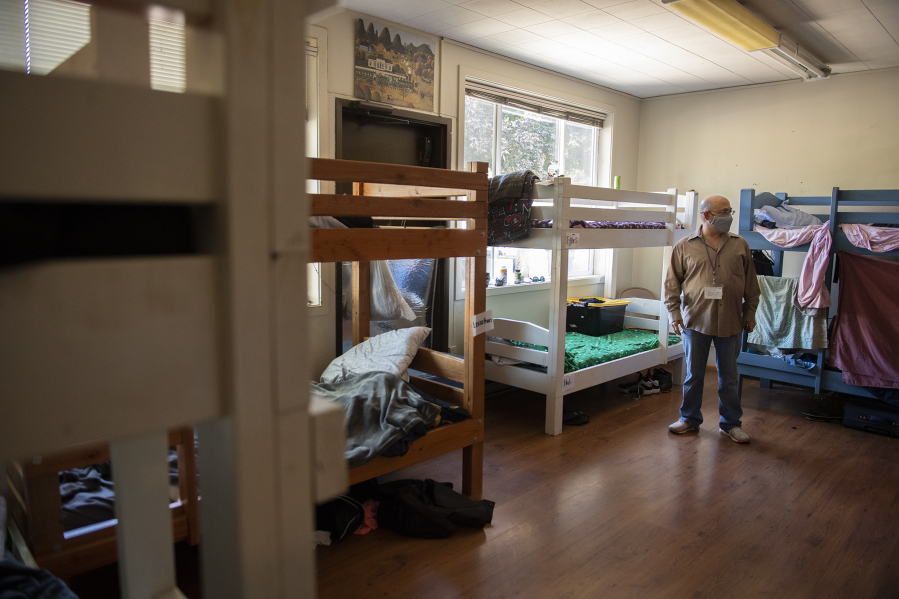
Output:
[{"xmin": 737, "ymin": 187, "xmax": 899, "ymax": 401}]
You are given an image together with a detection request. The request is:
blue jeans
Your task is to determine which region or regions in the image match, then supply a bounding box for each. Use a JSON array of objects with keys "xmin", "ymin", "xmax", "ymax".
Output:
[{"xmin": 679, "ymin": 329, "xmax": 742, "ymax": 430}]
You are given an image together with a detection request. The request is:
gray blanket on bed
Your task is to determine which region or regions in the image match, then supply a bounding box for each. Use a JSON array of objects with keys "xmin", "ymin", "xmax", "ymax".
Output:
[{"xmin": 311, "ymin": 372, "xmax": 441, "ymax": 468}]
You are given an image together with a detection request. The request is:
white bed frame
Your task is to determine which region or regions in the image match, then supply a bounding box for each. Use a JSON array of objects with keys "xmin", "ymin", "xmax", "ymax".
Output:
[{"xmin": 485, "ymin": 178, "xmax": 697, "ymax": 435}]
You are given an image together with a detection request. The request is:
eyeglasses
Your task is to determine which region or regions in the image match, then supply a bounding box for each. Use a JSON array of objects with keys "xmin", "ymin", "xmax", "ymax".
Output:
[{"xmin": 708, "ymin": 209, "xmax": 735, "ymax": 216}]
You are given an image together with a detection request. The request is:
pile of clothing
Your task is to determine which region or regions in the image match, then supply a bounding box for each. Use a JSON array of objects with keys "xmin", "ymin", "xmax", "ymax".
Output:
[{"xmin": 315, "ymin": 478, "xmax": 495, "ymax": 543}]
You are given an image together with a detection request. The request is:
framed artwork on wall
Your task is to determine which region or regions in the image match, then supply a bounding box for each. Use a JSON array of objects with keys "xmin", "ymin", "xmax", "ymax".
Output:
[{"xmin": 353, "ymin": 18, "xmax": 436, "ymax": 112}]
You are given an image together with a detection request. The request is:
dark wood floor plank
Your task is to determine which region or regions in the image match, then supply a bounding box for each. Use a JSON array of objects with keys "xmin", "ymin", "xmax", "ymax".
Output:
[{"xmin": 318, "ymin": 374, "xmax": 899, "ymax": 599}]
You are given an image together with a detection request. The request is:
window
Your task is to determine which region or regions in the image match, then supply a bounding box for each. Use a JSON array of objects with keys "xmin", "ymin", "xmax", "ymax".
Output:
[
  {"xmin": 1, "ymin": 0, "xmax": 186, "ymax": 92},
  {"xmin": 464, "ymin": 89, "xmax": 608, "ymax": 285},
  {"xmin": 306, "ymin": 36, "xmax": 323, "ymax": 308},
  {"xmin": 0, "ymin": 0, "xmax": 91, "ymax": 74},
  {"xmin": 148, "ymin": 6, "xmax": 185, "ymax": 93}
]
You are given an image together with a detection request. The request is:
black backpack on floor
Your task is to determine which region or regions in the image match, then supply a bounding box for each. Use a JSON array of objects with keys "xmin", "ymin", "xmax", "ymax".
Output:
[{"xmin": 376, "ymin": 479, "xmax": 495, "ymax": 539}]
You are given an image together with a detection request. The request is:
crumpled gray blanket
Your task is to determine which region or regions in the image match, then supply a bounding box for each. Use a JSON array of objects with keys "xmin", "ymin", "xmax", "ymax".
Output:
[{"xmin": 312, "ymin": 372, "xmax": 440, "ymax": 468}]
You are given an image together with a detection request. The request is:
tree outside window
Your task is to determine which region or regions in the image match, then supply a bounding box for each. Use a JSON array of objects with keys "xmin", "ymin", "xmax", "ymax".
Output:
[{"xmin": 464, "ymin": 95, "xmax": 604, "ymax": 284}]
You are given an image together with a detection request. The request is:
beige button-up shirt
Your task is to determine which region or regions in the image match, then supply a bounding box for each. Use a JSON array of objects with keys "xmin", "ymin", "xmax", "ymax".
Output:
[{"xmin": 664, "ymin": 228, "xmax": 760, "ymax": 337}]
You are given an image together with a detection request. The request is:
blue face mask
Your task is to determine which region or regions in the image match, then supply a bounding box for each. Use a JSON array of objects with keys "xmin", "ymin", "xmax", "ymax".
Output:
[{"xmin": 709, "ymin": 213, "xmax": 733, "ymax": 233}]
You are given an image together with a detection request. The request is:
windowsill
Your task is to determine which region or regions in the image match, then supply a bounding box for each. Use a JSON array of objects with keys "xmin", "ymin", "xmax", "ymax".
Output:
[
  {"xmin": 486, "ymin": 275, "xmax": 604, "ymax": 296},
  {"xmin": 308, "ymin": 304, "xmax": 329, "ymax": 317}
]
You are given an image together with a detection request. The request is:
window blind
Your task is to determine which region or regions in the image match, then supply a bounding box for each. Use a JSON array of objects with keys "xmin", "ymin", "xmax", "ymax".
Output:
[
  {"xmin": 149, "ymin": 17, "xmax": 185, "ymax": 93},
  {"xmin": 0, "ymin": 0, "xmax": 26, "ymax": 71},
  {"xmin": 465, "ymin": 78, "xmax": 606, "ymax": 128},
  {"xmin": 22, "ymin": 0, "xmax": 90, "ymax": 75}
]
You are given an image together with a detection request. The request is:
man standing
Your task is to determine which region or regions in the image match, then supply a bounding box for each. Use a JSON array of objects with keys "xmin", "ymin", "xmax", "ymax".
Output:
[{"xmin": 664, "ymin": 195, "xmax": 760, "ymax": 443}]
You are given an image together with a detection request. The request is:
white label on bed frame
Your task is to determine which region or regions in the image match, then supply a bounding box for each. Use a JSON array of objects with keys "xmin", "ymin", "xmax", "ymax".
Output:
[
  {"xmin": 562, "ymin": 374, "xmax": 575, "ymax": 391},
  {"xmin": 471, "ymin": 310, "xmax": 494, "ymax": 336},
  {"xmin": 566, "ymin": 232, "xmax": 580, "ymax": 248}
]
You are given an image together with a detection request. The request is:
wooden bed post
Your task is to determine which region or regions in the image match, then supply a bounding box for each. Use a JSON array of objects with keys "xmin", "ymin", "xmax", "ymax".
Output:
[
  {"xmin": 352, "ymin": 261, "xmax": 371, "ymax": 346},
  {"xmin": 463, "ymin": 161, "xmax": 487, "ymax": 499},
  {"xmin": 175, "ymin": 427, "xmax": 200, "ymax": 546}
]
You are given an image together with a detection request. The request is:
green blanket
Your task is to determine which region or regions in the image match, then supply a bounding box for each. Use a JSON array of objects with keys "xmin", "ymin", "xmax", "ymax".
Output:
[{"xmin": 510, "ymin": 329, "xmax": 682, "ymax": 373}]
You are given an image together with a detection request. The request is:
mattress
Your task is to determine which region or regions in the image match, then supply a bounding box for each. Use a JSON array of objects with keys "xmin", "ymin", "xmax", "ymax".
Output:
[
  {"xmin": 530, "ymin": 219, "xmax": 666, "ymax": 230},
  {"xmin": 510, "ymin": 329, "xmax": 682, "ymax": 373}
]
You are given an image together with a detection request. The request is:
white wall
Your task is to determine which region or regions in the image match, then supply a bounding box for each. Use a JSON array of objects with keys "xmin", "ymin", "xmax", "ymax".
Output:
[
  {"xmin": 307, "ymin": 8, "xmax": 644, "ymax": 364},
  {"xmin": 635, "ymin": 67, "xmax": 899, "ymax": 292}
]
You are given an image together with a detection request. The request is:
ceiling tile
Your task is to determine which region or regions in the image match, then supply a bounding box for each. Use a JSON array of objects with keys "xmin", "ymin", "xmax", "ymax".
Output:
[
  {"xmin": 358, "ymin": 1, "xmax": 423, "ymax": 24},
  {"xmin": 450, "ymin": 17, "xmax": 518, "ymax": 36},
  {"xmin": 868, "ymin": 1, "xmax": 899, "ymax": 40},
  {"xmin": 402, "ymin": 14, "xmax": 458, "ymax": 31},
  {"xmin": 494, "ymin": 44, "xmax": 540, "ymax": 63},
  {"xmin": 618, "ymin": 75, "xmax": 687, "ymax": 94},
  {"xmin": 590, "ymin": 22, "xmax": 645, "ymax": 39},
  {"xmin": 560, "ymin": 10, "xmax": 622, "ymax": 30},
  {"xmin": 581, "ymin": 0, "xmax": 639, "ymax": 10},
  {"xmin": 380, "ymin": 0, "xmax": 452, "ymax": 14},
  {"xmin": 470, "ymin": 36, "xmax": 514, "ymax": 52},
  {"xmin": 651, "ymin": 24, "xmax": 710, "ymax": 43},
  {"xmin": 496, "ymin": 7, "xmax": 555, "ymax": 27},
  {"xmin": 438, "ymin": 27, "xmax": 481, "ymax": 42},
  {"xmin": 789, "ymin": 0, "xmax": 869, "ymax": 21},
  {"xmin": 486, "ymin": 28, "xmax": 544, "ymax": 45},
  {"xmin": 615, "ymin": 32, "xmax": 664, "ymax": 49},
  {"xmin": 554, "ymin": 30, "xmax": 614, "ymax": 52},
  {"xmin": 562, "ymin": 48, "xmax": 608, "ymax": 69},
  {"xmin": 524, "ymin": 19, "xmax": 583, "ymax": 37},
  {"xmin": 601, "ymin": 0, "xmax": 667, "ymax": 21},
  {"xmin": 458, "ymin": 0, "xmax": 521, "ymax": 18},
  {"xmin": 676, "ymin": 36, "xmax": 741, "ymax": 57},
  {"xmin": 503, "ymin": 0, "xmax": 550, "ymax": 7},
  {"xmin": 629, "ymin": 12, "xmax": 686, "ymax": 32},
  {"xmin": 517, "ymin": 38, "xmax": 571, "ymax": 54},
  {"xmin": 529, "ymin": 0, "xmax": 595, "ymax": 19},
  {"xmin": 866, "ymin": 57, "xmax": 899, "ymax": 69},
  {"xmin": 426, "ymin": 5, "xmax": 485, "ymax": 27}
]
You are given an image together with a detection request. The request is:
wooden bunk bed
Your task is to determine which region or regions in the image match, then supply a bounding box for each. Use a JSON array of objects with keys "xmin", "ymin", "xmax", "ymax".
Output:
[
  {"xmin": 737, "ymin": 187, "xmax": 899, "ymax": 400},
  {"xmin": 308, "ymin": 158, "xmax": 488, "ymax": 498},
  {"xmin": 5, "ymin": 428, "xmax": 199, "ymax": 579},
  {"xmin": 483, "ymin": 177, "xmax": 698, "ymax": 435}
]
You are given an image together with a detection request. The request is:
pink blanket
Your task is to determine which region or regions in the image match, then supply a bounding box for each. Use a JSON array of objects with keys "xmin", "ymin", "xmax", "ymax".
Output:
[
  {"xmin": 755, "ymin": 224, "xmax": 831, "ymax": 309},
  {"xmin": 839, "ymin": 224, "xmax": 899, "ymax": 253}
]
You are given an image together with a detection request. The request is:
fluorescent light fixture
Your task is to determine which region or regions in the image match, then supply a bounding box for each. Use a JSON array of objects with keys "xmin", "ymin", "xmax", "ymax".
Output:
[
  {"xmin": 663, "ymin": 0, "xmax": 780, "ymax": 51},
  {"xmin": 663, "ymin": 0, "xmax": 831, "ymax": 80},
  {"xmin": 759, "ymin": 36, "xmax": 831, "ymax": 80}
]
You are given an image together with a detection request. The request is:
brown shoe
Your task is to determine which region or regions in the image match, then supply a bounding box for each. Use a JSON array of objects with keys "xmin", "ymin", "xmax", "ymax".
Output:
[{"xmin": 669, "ymin": 420, "xmax": 698, "ymax": 434}]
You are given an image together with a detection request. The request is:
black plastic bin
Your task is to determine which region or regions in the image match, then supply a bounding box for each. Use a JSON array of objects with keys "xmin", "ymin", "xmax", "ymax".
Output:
[{"xmin": 565, "ymin": 297, "xmax": 629, "ymax": 337}]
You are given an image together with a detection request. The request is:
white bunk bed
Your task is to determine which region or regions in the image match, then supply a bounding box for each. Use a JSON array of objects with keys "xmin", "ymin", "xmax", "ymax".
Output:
[{"xmin": 485, "ymin": 178, "xmax": 698, "ymax": 435}]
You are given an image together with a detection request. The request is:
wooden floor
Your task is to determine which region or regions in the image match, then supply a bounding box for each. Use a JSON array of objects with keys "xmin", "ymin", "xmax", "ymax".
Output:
[
  {"xmin": 317, "ymin": 372, "xmax": 899, "ymax": 599},
  {"xmin": 63, "ymin": 371, "xmax": 899, "ymax": 598}
]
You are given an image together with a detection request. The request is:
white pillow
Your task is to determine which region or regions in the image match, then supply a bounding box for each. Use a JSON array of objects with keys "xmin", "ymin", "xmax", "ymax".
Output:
[{"xmin": 320, "ymin": 326, "xmax": 431, "ymax": 384}]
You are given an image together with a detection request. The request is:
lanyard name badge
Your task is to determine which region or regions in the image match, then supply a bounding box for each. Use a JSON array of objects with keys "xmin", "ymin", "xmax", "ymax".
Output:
[{"xmin": 702, "ymin": 233, "xmax": 724, "ymax": 300}]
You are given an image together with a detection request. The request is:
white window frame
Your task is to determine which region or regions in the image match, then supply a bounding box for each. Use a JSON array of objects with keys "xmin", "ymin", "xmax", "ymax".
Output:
[
  {"xmin": 306, "ymin": 25, "xmax": 333, "ymax": 317},
  {"xmin": 464, "ymin": 94, "xmax": 606, "ymax": 288}
]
